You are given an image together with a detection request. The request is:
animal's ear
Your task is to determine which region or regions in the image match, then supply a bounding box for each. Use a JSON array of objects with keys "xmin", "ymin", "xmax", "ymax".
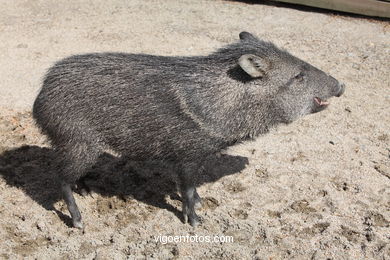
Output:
[
  {"xmin": 238, "ymin": 54, "xmax": 270, "ymax": 78},
  {"xmin": 239, "ymin": 31, "xmax": 257, "ymax": 41}
]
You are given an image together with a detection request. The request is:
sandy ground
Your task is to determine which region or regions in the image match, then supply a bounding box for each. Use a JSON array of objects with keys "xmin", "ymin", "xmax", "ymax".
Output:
[{"xmin": 0, "ymin": 0, "xmax": 389, "ymax": 259}]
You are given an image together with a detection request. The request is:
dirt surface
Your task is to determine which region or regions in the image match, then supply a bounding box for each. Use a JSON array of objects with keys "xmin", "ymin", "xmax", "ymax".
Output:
[{"xmin": 0, "ymin": 0, "xmax": 389, "ymax": 259}]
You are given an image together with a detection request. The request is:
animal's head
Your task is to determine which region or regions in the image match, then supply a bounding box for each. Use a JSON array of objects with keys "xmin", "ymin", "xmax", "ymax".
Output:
[{"xmin": 232, "ymin": 31, "xmax": 345, "ymax": 123}]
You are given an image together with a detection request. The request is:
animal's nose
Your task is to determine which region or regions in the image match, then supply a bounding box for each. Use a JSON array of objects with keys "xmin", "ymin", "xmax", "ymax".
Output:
[{"xmin": 335, "ymin": 83, "xmax": 345, "ymax": 97}]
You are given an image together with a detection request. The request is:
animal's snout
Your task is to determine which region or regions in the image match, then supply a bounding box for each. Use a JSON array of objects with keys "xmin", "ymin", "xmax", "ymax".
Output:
[{"xmin": 335, "ymin": 83, "xmax": 345, "ymax": 97}]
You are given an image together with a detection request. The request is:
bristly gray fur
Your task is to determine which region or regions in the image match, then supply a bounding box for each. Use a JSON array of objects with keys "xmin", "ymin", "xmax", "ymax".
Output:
[{"xmin": 32, "ymin": 32, "xmax": 344, "ymax": 227}]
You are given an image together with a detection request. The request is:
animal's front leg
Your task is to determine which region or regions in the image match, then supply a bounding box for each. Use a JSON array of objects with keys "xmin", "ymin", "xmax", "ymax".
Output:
[
  {"xmin": 179, "ymin": 162, "xmax": 201, "ymax": 227},
  {"xmin": 194, "ymin": 188, "xmax": 202, "ymax": 209}
]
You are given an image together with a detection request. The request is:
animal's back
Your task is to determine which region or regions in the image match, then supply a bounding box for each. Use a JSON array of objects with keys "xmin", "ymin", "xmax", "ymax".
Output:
[{"xmin": 33, "ymin": 53, "xmax": 222, "ymax": 160}]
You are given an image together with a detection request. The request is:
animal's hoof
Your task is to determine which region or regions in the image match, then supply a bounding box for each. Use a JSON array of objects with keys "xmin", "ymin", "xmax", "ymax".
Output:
[
  {"xmin": 189, "ymin": 215, "xmax": 201, "ymax": 227},
  {"xmin": 183, "ymin": 211, "xmax": 201, "ymax": 227},
  {"xmin": 73, "ymin": 220, "xmax": 84, "ymax": 229},
  {"xmin": 78, "ymin": 188, "xmax": 90, "ymax": 197},
  {"xmin": 75, "ymin": 180, "xmax": 91, "ymax": 196}
]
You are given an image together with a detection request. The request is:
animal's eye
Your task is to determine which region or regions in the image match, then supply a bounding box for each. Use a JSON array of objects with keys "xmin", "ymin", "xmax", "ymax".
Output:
[{"xmin": 294, "ymin": 72, "xmax": 304, "ymax": 81}]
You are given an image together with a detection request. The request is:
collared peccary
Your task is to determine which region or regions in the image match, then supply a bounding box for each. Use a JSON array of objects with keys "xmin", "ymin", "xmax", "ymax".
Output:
[{"xmin": 33, "ymin": 32, "xmax": 344, "ymax": 228}]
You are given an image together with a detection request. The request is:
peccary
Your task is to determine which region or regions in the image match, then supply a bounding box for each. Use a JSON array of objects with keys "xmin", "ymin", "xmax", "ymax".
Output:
[{"xmin": 33, "ymin": 32, "xmax": 344, "ymax": 228}]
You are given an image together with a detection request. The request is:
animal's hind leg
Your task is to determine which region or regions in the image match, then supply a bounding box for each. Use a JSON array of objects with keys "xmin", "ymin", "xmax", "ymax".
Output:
[
  {"xmin": 61, "ymin": 181, "xmax": 83, "ymax": 229},
  {"xmin": 55, "ymin": 142, "xmax": 102, "ymax": 229},
  {"xmin": 179, "ymin": 162, "xmax": 201, "ymax": 227}
]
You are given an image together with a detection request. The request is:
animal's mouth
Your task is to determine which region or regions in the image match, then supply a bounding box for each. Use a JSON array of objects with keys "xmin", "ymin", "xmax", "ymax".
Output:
[
  {"xmin": 314, "ymin": 97, "xmax": 329, "ymax": 106},
  {"xmin": 312, "ymin": 97, "xmax": 329, "ymax": 113}
]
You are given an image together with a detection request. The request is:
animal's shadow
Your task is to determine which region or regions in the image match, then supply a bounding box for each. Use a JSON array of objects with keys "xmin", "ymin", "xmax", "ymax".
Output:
[{"xmin": 0, "ymin": 145, "xmax": 248, "ymax": 226}]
